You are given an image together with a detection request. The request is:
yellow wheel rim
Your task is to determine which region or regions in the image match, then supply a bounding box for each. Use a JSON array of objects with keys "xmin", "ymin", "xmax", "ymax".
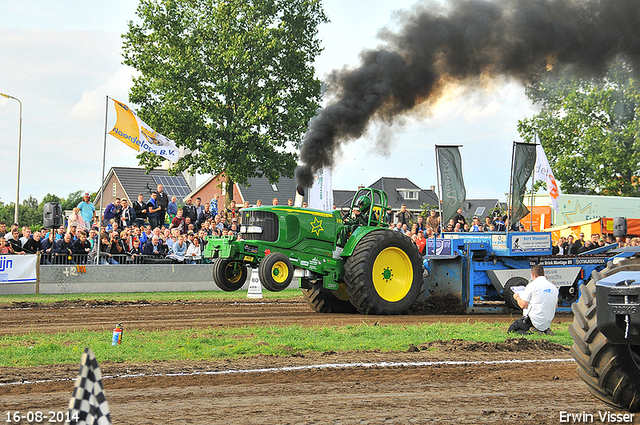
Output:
[
  {"xmin": 271, "ymin": 261, "xmax": 289, "ymax": 284},
  {"xmin": 372, "ymin": 247, "xmax": 413, "ymax": 302},
  {"xmin": 225, "ymin": 263, "xmax": 243, "ymax": 283}
]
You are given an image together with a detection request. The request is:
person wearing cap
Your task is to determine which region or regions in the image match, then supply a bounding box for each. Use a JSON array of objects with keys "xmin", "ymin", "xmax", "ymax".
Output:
[
  {"xmin": 77, "ymin": 192, "xmax": 96, "ymax": 229},
  {"xmin": 508, "ymin": 265, "xmax": 559, "ymax": 335},
  {"xmin": 470, "ymin": 216, "xmax": 482, "ymax": 232}
]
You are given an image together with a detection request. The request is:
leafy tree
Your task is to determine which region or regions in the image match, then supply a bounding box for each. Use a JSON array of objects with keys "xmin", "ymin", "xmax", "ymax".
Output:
[
  {"xmin": 61, "ymin": 190, "xmax": 83, "ymax": 211},
  {"xmin": 122, "ymin": 0, "xmax": 328, "ymax": 201},
  {"xmin": 0, "ymin": 197, "xmax": 42, "ymax": 231},
  {"xmin": 41, "ymin": 193, "xmax": 62, "ymax": 205},
  {"xmin": 419, "ymin": 203, "xmax": 439, "ymax": 219},
  {"xmin": 518, "ymin": 59, "xmax": 640, "ymax": 196},
  {"xmin": 0, "ymin": 190, "xmax": 90, "ymax": 232}
]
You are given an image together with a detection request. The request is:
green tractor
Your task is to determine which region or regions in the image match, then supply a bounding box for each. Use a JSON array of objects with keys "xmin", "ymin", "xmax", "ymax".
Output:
[{"xmin": 203, "ymin": 188, "xmax": 423, "ymax": 315}]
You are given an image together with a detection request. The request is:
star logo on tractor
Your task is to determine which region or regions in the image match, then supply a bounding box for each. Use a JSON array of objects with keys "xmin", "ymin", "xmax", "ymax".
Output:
[{"xmin": 310, "ymin": 217, "xmax": 324, "ymax": 236}]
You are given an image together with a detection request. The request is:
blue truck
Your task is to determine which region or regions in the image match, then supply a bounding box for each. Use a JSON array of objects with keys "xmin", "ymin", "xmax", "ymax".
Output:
[{"xmin": 422, "ymin": 231, "xmax": 615, "ymax": 313}]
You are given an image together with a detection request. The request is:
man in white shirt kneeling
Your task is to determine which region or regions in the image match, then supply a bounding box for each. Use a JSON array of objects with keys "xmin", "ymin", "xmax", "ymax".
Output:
[{"xmin": 508, "ymin": 265, "xmax": 559, "ymax": 335}]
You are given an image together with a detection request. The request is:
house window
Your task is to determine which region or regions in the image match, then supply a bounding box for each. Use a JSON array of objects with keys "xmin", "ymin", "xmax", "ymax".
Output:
[
  {"xmin": 474, "ymin": 207, "xmax": 486, "ymax": 216},
  {"xmin": 112, "ymin": 183, "xmax": 117, "ymax": 197},
  {"xmin": 271, "ymin": 183, "xmax": 278, "ymax": 192},
  {"xmin": 398, "ymin": 189, "xmax": 418, "ymax": 200},
  {"xmin": 222, "ymin": 181, "xmax": 226, "ymax": 196}
]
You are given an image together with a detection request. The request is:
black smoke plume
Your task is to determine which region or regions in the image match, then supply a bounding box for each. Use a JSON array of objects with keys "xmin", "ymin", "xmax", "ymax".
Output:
[{"xmin": 296, "ymin": 0, "xmax": 640, "ymax": 188}]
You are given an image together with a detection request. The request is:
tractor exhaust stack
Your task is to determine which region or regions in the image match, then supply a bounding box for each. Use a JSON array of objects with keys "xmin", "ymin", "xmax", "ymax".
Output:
[{"xmin": 294, "ymin": 186, "xmax": 305, "ymax": 208}]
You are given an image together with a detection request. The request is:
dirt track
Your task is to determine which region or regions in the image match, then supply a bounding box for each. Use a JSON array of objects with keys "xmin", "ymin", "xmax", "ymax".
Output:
[
  {"xmin": 0, "ymin": 298, "xmax": 530, "ymax": 334},
  {"xmin": 1, "ymin": 298, "xmax": 634, "ymax": 424}
]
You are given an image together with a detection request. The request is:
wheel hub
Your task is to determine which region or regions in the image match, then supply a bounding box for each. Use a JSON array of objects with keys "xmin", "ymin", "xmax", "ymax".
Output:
[
  {"xmin": 382, "ymin": 267, "xmax": 393, "ymax": 281},
  {"xmin": 272, "ymin": 261, "xmax": 288, "ymax": 283}
]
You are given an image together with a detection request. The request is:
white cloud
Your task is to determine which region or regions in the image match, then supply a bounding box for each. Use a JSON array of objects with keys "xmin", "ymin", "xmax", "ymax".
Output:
[{"xmin": 70, "ymin": 66, "xmax": 140, "ymax": 122}]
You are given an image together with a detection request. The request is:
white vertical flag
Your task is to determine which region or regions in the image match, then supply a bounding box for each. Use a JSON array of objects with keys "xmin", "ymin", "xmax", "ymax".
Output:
[
  {"xmin": 308, "ymin": 166, "xmax": 333, "ymax": 210},
  {"xmin": 534, "ymin": 144, "xmax": 561, "ymax": 212}
]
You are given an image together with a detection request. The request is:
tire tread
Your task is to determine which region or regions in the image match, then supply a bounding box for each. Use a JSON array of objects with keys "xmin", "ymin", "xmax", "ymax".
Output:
[{"xmin": 570, "ymin": 261, "xmax": 640, "ymax": 412}]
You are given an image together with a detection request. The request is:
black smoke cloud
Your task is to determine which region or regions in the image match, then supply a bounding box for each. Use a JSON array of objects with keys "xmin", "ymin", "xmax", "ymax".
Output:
[{"xmin": 296, "ymin": 0, "xmax": 640, "ymax": 188}]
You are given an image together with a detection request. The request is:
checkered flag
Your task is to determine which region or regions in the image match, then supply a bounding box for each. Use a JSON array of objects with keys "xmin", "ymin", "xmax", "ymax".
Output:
[{"xmin": 68, "ymin": 347, "xmax": 112, "ymax": 425}]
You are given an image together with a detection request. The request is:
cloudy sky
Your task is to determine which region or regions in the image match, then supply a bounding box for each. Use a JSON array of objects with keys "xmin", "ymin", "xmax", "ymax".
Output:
[{"xmin": 0, "ymin": 0, "xmax": 539, "ymax": 207}]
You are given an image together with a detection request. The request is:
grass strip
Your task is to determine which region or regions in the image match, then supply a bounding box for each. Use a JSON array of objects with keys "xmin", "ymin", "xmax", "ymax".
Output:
[
  {"xmin": 0, "ymin": 322, "xmax": 572, "ymax": 367},
  {"xmin": 0, "ymin": 289, "xmax": 303, "ymax": 305}
]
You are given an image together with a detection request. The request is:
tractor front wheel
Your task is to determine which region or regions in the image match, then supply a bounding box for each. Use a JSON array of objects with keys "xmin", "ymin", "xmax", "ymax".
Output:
[
  {"xmin": 259, "ymin": 252, "xmax": 294, "ymax": 292},
  {"xmin": 213, "ymin": 259, "xmax": 248, "ymax": 291},
  {"xmin": 344, "ymin": 230, "xmax": 422, "ymax": 315}
]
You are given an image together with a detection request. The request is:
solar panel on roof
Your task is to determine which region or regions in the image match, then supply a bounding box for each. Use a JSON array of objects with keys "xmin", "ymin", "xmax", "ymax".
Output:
[{"xmin": 153, "ymin": 175, "xmax": 191, "ymax": 200}]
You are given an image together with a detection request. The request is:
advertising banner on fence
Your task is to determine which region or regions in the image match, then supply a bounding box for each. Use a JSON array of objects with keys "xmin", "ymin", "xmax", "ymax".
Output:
[{"xmin": 0, "ymin": 254, "xmax": 37, "ymax": 283}]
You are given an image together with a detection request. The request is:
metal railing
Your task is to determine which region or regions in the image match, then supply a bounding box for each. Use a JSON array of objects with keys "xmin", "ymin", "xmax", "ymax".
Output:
[{"xmin": 35, "ymin": 253, "xmax": 210, "ymax": 265}]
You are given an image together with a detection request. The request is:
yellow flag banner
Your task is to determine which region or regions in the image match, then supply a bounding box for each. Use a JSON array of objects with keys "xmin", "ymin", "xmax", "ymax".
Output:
[{"xmin": 108, "ymin": 99, "xmax": 179, "ymax": 162}]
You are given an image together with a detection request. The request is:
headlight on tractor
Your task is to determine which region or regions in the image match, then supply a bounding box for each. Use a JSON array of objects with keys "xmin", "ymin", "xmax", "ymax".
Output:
[{"xmin": 241, "ymin": 225, "xmax": 263, "ymax": 234}]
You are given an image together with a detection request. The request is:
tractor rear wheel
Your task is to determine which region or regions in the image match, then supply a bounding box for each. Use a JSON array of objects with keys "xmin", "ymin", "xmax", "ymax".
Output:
[
  {"xmin": 259, "ymin": 252, "xmax": 294, "ymax": 292},
  {"xmin": 301, "ymin": 282, "xmax": 358, "ymax": 314},
  {"xmin": 213, "ymin": 259, "xmax": 248, "ymax": 291},
  {"xmin": 344, "ymin": 230, "xmax": 422, "ymax": 315},
  {"xmin": 569, "ymin": 259, "xmax": 640, "ymax": 412},
  {"xmin": 503, "ymin": 276, "xmax": 528, "ymax": 310}
]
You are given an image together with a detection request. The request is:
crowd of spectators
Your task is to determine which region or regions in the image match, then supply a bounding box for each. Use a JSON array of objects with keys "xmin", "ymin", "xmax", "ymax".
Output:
[
  {"xmin": 1, "ymin": 184, "xmax": 266, "ymax": 265},
  {"xmin": 358, "ymin": 204, "xmax": 526, "ymax": 256},
  {"xmin": 552, "ymin": 232, "xmax": 620, "ymax": 255},
  {"xmin": 342, "ymin": 203, "xmax": 629, "ymax": 258},
  {"xmin": 3, "ymin": 187, "xmax": 632, "ymax": 264}
]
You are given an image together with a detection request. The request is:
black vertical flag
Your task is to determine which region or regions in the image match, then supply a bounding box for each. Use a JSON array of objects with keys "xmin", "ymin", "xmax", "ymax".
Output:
[
  {"xmin": 510, "ymin": 142, "xmax": 537, "ymax": 226},
  {"xmin": 436, "ymin": 145, "xmax": 466, "ymax": 225}
]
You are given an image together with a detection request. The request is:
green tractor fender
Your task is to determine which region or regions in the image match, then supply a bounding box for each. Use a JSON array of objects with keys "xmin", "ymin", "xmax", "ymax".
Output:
[{"xmin": 340, "ymin": 226, "xmax": 389, "ymax": 257}]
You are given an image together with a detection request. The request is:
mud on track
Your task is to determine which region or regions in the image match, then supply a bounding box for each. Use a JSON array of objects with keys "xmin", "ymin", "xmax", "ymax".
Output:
[
  {"xmin": 0, "ymin": 298, "xmax": 573, "ymax": 334},
  {"xmin": 0, "ymin": 298, "xmax": 630, "ymax": 424}
]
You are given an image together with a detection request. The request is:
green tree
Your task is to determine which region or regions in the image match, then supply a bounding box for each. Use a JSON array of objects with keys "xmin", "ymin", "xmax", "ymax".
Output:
[
  {"xmin": 61, "ymin": 190, "xmax": 83, "ymax": 211},
  {"xmin": 419, "ymin": 203, "xmax": 439, "ymax": 220},
  {"xmin": 41, "ymin": 193, "xmax": 62, "ymax": 205},
  {"xmin": 518, "ymin": 59, "xmax": 640, "ymax": 196},
  {"xmin": 123, "ymin": 0, "xmax": 328, "ymax": 201},
  {"xmin": 0, "ymin": 197, "xmax": 42, "ymax": 231}
]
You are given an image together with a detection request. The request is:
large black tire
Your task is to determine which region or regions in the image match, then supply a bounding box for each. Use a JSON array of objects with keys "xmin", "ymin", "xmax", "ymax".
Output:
[
  {"xmin": 258, "ymin": 252, "xmax": 294, "ymax": 292},
  {"xmin": 301, "ymin": 282, "xmax": 358, "ymax": 314},
  {"xmin": 503, "ymin": 276, "xmax": 528, "ymax": 310},
  {"xmin": 212, "ymin": 259, "xmax": 249, "ymax": 291},
  {"xmin": 569, "ymin": 259, "xmax": 640, "ymax": 412},
  {"xmin": 344, "ymin": 230, "xmax": 422, "ymax": 315}
]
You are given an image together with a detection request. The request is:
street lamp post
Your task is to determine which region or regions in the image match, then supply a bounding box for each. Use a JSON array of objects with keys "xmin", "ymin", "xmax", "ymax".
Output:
[{"xmin": 0, "ymin": 92, "xmax": 22, "ymax": 224}]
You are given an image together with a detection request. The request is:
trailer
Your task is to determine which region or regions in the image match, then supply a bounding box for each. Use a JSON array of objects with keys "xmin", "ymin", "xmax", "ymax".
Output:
[{"xmin": 422, "ymin": 231, "xmax": 618, "ymax": 313}]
